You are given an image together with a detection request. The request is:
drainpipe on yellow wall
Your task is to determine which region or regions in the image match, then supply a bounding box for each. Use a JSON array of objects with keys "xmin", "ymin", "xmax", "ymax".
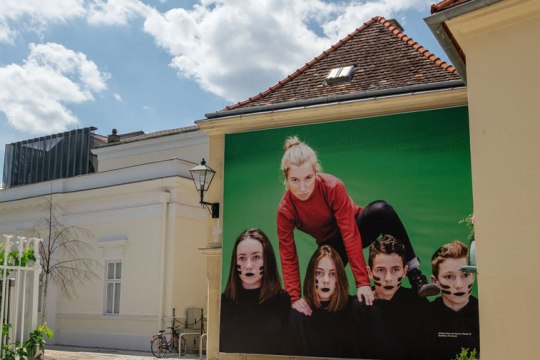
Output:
[{"xmin": 158, "ymin": 191, "xmax": 171, "ymax": 330}]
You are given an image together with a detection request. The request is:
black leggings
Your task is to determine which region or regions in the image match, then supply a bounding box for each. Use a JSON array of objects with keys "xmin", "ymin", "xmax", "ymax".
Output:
[{"xmin": 326, "ymin": 200, "xmax": 416, "ymax": 267}]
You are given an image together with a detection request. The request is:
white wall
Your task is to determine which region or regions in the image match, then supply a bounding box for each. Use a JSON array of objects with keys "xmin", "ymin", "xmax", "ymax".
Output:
[{"xmin": 0, "ymin": 130, "xmax": 210, "ymax": 351}]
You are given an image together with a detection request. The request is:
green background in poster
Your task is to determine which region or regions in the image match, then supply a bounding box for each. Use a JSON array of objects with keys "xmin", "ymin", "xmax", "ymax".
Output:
[{"xmin": 221, "ymin": 106, "xmax": 475, "ymax": 296}]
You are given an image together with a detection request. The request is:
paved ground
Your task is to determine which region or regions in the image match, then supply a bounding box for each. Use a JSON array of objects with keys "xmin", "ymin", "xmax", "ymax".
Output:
[{"xmin": 45, "ymin": 345, "xmax": 203, "ymax": 360}]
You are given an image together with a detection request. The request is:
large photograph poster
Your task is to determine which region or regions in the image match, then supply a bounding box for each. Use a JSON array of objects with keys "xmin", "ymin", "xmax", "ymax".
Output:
[{"xmin": 220, "ymin": 106, "xmax": 479, "ymax": 359}]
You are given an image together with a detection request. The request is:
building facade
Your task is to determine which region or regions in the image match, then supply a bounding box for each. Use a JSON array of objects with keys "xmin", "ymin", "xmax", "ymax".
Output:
[
  {"xmin": 427, "ymin": 1, "xmax": 540, "ymax": 358},
  {"xmin": 0, "ymin": 127, "xmax": 210, "ymax": 351}
]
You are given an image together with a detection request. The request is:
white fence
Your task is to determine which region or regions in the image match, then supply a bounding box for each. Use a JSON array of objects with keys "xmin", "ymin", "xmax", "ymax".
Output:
[{"xmin": 0, "ymin": 235, "xmax": 41, "ymax": 354}]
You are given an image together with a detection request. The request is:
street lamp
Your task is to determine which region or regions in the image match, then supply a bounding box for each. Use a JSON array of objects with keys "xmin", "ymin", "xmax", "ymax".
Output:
[{"xmin": 189, "ymin": 158, "xmax": 220, "ymax": 218}]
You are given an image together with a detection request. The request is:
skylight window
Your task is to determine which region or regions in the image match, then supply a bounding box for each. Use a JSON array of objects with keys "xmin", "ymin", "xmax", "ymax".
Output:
[{"xmin": 325, "ymin": 65, "xmax": 355, "ymax": 85}]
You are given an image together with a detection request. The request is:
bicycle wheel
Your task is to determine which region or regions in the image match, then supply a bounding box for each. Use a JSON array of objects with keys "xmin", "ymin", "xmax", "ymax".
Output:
[{"xmin": 151, "ymin": 336, "xmax": 168, "ymax": 358}]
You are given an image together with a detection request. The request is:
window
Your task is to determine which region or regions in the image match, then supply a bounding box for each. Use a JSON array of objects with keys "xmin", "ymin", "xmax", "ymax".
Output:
[
  {"xmin": 325, "ymin": 65, "xmax": 355, "ymax": 85},
  {"xmin": 105, "ymin": 261, "xmax": 122, "ymax": 314}
]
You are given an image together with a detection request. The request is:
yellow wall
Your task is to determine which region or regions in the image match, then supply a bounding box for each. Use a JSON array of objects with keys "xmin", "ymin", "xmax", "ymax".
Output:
[
  {"xmin": 97, "ymin": 142, "xmax": 208, "ymax": 172},
  {"xmin": 445, "ymin": 1, "xmax": 540, "ymax": 358},
  {"xmin": 93, "ymin": 130, "xmax": 208, "ymax": 172},
  {"xmin": 172, "ymin": 215, "xmax": 209, "ymax": 320},
  {"xmin": 0, "ymin": 174, "xmax": 209, "ymax": 351}
]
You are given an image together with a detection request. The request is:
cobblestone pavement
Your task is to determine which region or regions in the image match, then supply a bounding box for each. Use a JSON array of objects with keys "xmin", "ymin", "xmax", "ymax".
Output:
[{"xmin": 45, "ymin": 345, "xmax": 202, "ymax": 360}]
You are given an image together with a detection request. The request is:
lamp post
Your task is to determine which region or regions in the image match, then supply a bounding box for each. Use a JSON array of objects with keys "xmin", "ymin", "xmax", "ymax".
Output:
[{"xmin": 190, "ymin": 158, "xmax": 220, "ymax": 218}]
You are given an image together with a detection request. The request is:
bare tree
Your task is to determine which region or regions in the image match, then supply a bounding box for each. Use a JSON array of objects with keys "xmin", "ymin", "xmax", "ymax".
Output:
[{"xmin": 29, "ymin": 197, "xmax": 99, "ymax": 324}]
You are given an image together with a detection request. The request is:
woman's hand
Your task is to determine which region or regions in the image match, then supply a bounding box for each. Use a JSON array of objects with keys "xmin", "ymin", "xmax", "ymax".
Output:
[
  {"xmin": 292, "ymin": 298, "xmax": 312, "ymax": 316},
  {"xmin": 357, "ymin": 285, "xmax": 374, "ymax": 306}
]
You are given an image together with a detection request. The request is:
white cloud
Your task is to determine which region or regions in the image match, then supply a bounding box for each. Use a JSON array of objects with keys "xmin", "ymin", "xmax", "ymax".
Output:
[
  {"xmin": 113, "ymin": 93, "xmax": 123, "ymax": 101},
  {"xmin": 0, "ymin": 43, "xmax": 109, "ymax": 135},
  {"xmin": 322, "ymin": 0, "xmax": 431, "ymax": 39},
  {"xmin": 141, "ymin": 0, "xmax": 430, "ymax": 102},
  {"xmin": 87, "ymin": 0, "xmax": 152, "ymax": 25},
  {"xmin": 0, "ymin": 0, "xmax": 432, "ymax": 106},
  {"xmin": 0, "ymin": 0, "xmax": 86, "ymax": 43},
  {"xmin": 143, "ymin": 0, "xmax": 336, "ymax": 101}
]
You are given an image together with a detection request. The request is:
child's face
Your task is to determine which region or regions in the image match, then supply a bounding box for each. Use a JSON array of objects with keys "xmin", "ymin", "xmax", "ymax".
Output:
[
  {"xmin": 236, "ymin": 238, "xmax": 264, "ymax": 289},
  {"xmin": 368, "ymin": 253, "xmax": 407, "ymax": 300},
  {"xmin": 315, "ymin": 256, "xmax": 337, "ymax": 302},
  {"xmin": 432, "ymin": 257, "xmax": 475, "ymax": 310}
]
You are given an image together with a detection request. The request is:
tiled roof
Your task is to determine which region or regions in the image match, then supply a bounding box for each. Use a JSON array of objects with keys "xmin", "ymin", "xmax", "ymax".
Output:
[
  {"xmin": 225, "ymin": 16, "xmax": 460, "ymax": 111},
  {"xmin": 431, "ymin": 0, "xmax": 472, "ymax": 14}
]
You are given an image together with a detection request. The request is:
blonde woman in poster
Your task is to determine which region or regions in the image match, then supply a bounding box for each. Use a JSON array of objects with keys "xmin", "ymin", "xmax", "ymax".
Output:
[
  {"xmin": 277, "ymin": 136, "xmax": 438, "ymax": 315},
  {"xmin": 288, "ymin": 245, "xmax": 356, "ymax": 358},
  {"xmin": 220, "ymin": 228, "xmax": 291, "ymax": 355}
]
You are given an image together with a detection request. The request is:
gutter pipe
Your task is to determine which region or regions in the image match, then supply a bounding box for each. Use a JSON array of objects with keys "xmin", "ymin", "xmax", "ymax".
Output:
[
  {"xmin": 158, "ymin": 191, "xmax": 171, "ymax": 331},
  {"xmin": 424, "ymin": 0, "xmax": 504, "ymax": 83},
  {"xmin": 203, "ymin": 80, "xmax": 465, "ymax": 120}
]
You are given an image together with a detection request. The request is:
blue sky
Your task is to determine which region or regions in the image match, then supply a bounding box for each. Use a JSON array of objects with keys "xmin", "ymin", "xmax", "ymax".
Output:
[{"xmin": 0, "ymin": 0, "xmax": 449, "ymax": 175}]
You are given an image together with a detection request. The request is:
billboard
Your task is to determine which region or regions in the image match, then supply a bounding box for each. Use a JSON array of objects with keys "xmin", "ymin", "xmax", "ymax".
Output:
[{"xmin": 220, "ymin": 106, "xmax": 479, "ymax": 359}]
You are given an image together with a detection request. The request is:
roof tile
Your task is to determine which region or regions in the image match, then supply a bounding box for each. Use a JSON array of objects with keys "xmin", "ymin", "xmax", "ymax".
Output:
[
  {"xmin": 431, "ymin": 0, "xmax": 472, "ymax": 14},
  {"xmin": 225, "ymin": 16, "xmax": 460, "ymax": 111}
]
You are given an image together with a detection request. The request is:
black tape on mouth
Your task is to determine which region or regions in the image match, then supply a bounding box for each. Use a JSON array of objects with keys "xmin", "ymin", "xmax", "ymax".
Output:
[
  {"xmin": 383, "ymin": 286, "xmax": 394, "ymax": 290},
  {"xmin": 373, "ymin": 276, "xmax": 381, "ymax": 281},
  {"xmin": 453, "ymin": 292, "xmax": 466, "ymax": 297},
  {"xmin": 245, "ymin": 272, "xmax": 255, "ymax": 277},
  {"xmin": 441, "ymin": 290, "xmax": 452, "ymax": 295},
  {"xmin": 321, "ymin": 288, "xmax": 331, "ymax": 293}
]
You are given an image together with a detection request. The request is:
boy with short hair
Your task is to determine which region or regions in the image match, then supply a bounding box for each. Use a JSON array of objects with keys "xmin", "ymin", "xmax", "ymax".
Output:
[
  {"xmin": 352, "ymin": 235, "xmax": 428, "ymax": 359},
  {"xmin": 426, "ymin": 240, "xmax": 480, "ymax": 359}
]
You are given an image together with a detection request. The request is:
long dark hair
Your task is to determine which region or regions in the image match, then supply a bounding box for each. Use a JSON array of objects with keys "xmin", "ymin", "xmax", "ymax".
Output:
[
  {"xmin": 304, "ymin": 245, "xmax": 349, "ymax": 312},
  {"xmin": 223, "ymin": 228, "xmax": 282, "ymax": 303}
]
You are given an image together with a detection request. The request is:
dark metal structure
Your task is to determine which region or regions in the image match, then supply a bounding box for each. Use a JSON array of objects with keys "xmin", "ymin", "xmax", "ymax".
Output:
[{"xmin": 2, "ymin": 127, "xmax": 98, "ymax": 188}]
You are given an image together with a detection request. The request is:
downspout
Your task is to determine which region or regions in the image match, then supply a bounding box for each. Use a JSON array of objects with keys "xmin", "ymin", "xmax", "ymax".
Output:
[{"xmin": 158, "ymin": 191, "xmax": 171, "ymax": 330}]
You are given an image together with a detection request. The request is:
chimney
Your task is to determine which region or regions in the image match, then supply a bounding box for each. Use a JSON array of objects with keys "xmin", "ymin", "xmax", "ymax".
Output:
[
  {"xmin": 387, "ymin": 19, "xmax": 404, "ymax": 32},
  {"xmin": 108, "ymin": 129, "xmax": 120, "ymax": 143}
]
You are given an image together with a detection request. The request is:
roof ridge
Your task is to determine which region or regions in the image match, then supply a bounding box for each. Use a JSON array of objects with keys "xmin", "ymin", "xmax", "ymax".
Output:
[
  {"xmin": 374, "ymin": 16, "xmax": 458, "ymax": 75},
  {"xmin": 431, "ymin": 0, "xmax": 470, "ymax": 14},
  {"xmin": 225, "ymin": 17, "xmax": 380, "ymax": 111}
]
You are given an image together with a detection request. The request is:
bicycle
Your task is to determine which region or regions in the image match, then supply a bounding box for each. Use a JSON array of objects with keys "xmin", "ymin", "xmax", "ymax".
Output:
[{"xmin": 151, "ymin": 326, "xmax": 187, "ymax": 358}]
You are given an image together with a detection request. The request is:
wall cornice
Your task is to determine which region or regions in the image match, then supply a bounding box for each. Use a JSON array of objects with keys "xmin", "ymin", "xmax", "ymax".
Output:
[
  {"xmin": 92, "ymin": 130, "xmax": 208, "ymax": 161},
  {"xmin": 447, "ymin": 0, "xmax": 540, "ymax": 40},
  {"xmin": 197, "ymin": 88, "xmax": 467, "ymax": 136}
]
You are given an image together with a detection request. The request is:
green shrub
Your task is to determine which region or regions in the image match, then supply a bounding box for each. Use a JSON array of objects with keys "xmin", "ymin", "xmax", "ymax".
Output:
[
  {"xmin": 453, "ymin": 347, "xmax": 479, "ymax": 360},
  {"xmin": 1, "ymin": 322, "xmax": 53, "ymax": 360}
]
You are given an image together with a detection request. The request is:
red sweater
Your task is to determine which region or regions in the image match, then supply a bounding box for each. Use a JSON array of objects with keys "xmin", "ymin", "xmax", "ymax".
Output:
[{"xmin": 277, "ymin": 173, "xmax": 369, "ymax": 301}]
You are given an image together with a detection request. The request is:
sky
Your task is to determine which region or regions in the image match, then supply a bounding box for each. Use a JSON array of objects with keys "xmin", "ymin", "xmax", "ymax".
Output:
[{"xmin": 0, "ymin": 0, "xmax": 449, "ymax": 175}]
